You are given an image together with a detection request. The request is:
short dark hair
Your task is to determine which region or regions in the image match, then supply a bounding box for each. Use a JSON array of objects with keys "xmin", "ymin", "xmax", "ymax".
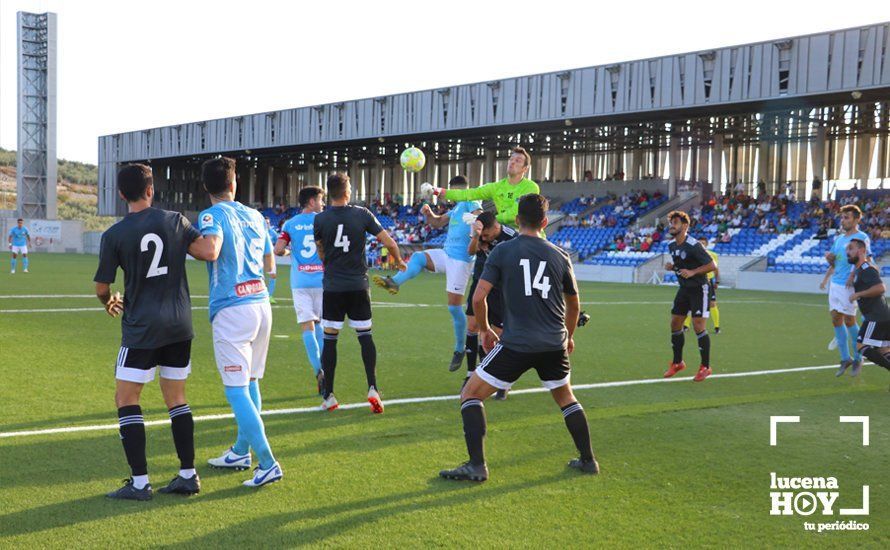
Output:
[
  {"xmin": 299, "ymin": 186, "xmax": 324, "ymax": 208},
  {"xmin": 850, "ymin": 238, "xmax": 868, "ymax": 249},
  {"xmin": 17, "ymin": 218, "xmax": 23, "ymax": 222},
  {"xmin": 117, "ymin": 163, "xmax": 153, "ymax": 202},
  {"xmin": 512, "ymin": 146, "xmax": 531, "ymax": 167},
  {"xmin": 477, "ymin": 211, "xmax": 497, "ymax": 229},
  {"xmin": 668, "ymin": 210, "xmax": 690, "ymax": 225},
  {"xmin": 840, "ymin": 204, "xmax": 862, "ymax": 219},
  {"xmin": 517, "ymin": 194, "xmax": 549, "ymax": 229},
  {"xmin": 449, "ymin": 175, "xmax": 468, "ymax": 187},
  {"xmin": 326, "ymin": 173, "xmax": 350, "ymax": 200},
  {"xmin": 202, "ymin": 157, "xmax": 237, "ymax": 196},
  {"xmin": 697, "ymin": 236, "xmax": 708, "ymax": 243}
]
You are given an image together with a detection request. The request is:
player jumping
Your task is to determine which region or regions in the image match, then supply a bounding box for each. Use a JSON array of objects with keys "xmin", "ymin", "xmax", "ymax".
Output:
[
  {"xmin": 373, "ymin": 175, "xmax": 482, "ymax": 372},
  {"xmin": 663, "ymin": 211, "xmax": 717, "ymax": 382},
  {"xmin": 199, "ymin": 157, "xmax": 283, "ymax": 487},
  {"xmin": 314, "ymin": 173, "xmax": 406, "ymax": 412},
  {"xmin": 8, "ymin": 218, "xmax": 30, "ymax": 273},
  {"xmin": 275, "ymin": 186, "xmax": 326, "ymax": 394},
  {"xmin": 95, "ymin": 164, "xmax": 214, "ymax": 500},
  {"xmin": 439, "ymin": 194, "xmax": 598, "ymax": 482}
]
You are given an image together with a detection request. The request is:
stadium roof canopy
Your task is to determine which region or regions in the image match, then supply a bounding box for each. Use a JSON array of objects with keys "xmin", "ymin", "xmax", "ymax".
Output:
[{"xmin": 98, "ymin": 23, "xmax": 890, "ymax": 215}]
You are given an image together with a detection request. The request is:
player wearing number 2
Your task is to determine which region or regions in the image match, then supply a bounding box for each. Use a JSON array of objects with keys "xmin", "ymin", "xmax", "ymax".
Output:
[
  {"xmin": 95, "ymin": 164, "xmax": 218, "ymax": 500},
  {"xmin": 313, "ymin": 172, "xmax": 405, "ymax": 413}
]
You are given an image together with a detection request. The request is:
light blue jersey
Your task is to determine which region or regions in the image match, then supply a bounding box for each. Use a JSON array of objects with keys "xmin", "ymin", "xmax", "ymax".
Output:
[
  {"xmin": 9, "ymin": 226, "xmax": 29, "ymax": 247},
  {"xmin": 443, "ymin": 201, "xmax": 481, "ymax": 262},
  {"xmin": 831, "ymin": 229, "xmax": 870, "ymax": 285},
  {"xmin": 199, "ymin": 201, "xmax": 272, "ymax": 320},
  {"xmin": 279, "ymin": 212, "xmax": 323, "ymax": 289}
]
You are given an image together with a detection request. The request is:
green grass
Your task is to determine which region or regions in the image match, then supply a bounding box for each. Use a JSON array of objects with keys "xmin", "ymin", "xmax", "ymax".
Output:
[{"xmin": 0, "ymin": 254, "xmax": 887, "ymax": 548}]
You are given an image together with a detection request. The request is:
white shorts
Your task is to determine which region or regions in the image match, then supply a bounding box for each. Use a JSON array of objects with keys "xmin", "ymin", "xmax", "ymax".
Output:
[
  {"xmin": 11, "ymin": 245, "xmax": 27, "ymax": 255},
  {"xmin": 211, "ymin": 302, "xmax": 272, "ymax": 387},
  {"xmin": 293, "ymin": 287, "xmax": 323, "ymax": 324},
  {"xmin": 828, "ymin": 282, "xmax": 857, "ymax": 316},
  {"xmin": 424, "ymin": 248, "xmax": 473, "ymax": 295}
]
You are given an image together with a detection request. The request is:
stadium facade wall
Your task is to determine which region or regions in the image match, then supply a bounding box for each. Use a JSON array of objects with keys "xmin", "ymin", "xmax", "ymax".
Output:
[{"xmin": 736, "ymin": 271, "xmax": 825, "ymax": 294}]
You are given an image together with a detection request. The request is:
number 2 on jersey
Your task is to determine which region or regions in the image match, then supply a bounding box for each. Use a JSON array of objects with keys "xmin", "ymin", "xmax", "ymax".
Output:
[
  {"xmin": 334, "ymin": 224, "xmax": 350, "ymax": 252},
  {"xmin": 519, "ymin": 259, "xmax": 551, "ymax": 299},
  {"xmin": 141, "ymin": 233, "xmax": 168, "ymax": 278}
]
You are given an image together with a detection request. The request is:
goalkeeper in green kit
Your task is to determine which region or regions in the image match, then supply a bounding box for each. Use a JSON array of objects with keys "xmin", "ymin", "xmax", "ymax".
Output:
[{"xmin": 422, "ymin": 147, "xmax": 538, "ymax": 228}]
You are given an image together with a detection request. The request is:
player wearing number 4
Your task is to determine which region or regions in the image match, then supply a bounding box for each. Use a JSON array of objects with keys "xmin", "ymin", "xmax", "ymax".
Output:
[
  {"xmin": 95, "ymin": 164, "xmax": 218, "ymax": 500},
  {"xmin": 374, "ymin": 175, "xmax": 482, "ymax": 372},
  {"xmin": 275, "ymin": 186, "xmax": 327, "ymax": 395},
  {"xmin": 314, "ymin": 173, "xmax": 406, "ymax": 413},
  {"xmin": 198, "ymin": 157, "xmax": 283, "ymax": 488}
]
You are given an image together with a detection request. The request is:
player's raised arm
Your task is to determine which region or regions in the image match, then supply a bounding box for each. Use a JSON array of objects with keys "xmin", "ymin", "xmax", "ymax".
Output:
[{"xmin": 421, "ymin": 203, "xmax": 450, "ymax": 229}]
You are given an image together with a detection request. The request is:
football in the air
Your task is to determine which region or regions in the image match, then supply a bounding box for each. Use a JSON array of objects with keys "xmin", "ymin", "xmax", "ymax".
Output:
[{"xmin": 400, "ymin": 147, "xmax": 426, "ymax": 172}]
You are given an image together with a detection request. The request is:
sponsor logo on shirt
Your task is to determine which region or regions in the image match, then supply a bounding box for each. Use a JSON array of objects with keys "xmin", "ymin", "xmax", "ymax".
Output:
[
  {"xmin": 235, "ymin": 279, "xmax": 266, "ymax": 297},
  {"xmin": 200, "ymin": 213, "xmax": 214, "ymax": 229},
  {"xmin": 298, "ymin": 264, "xmax": 324, "ymax": 273}
]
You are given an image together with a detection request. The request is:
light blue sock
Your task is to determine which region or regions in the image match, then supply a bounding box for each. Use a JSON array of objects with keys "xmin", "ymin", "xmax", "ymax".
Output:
[
  {"xmin": 302, "ymin": 329, "xmax": 322, "ymax": 374},
  {"xmin": 233, "ymin": 380, "xmax": 263, "ymax": 453},
  {"xmin": 848, "ymin": 324, "xmax": 861, "ymax": 361},
  {"xmin": 834, "ymin": 325, "xmax": 851, "ymax": 362},
  {"xmin": 22, "ymin": 257, "xmax": 28, "ymax": 270},
  {"xmin": 315, "ymin": 324, "xmax": 325, "ymax": 355},
  {"xmin": 224, "ymin": 385, "xmax": 275, "ymax": 469},
  {"xmin": 10, "ymin": 257, "xmax": 15, "ymax": 271},
  {"xmin": 268, "ymin": 277, "xmax": 276, "ymax": 297},
  {"xmin": 448, "ymin": 305, "xmax": 467, "ymax": 353},
  {"xmin": 392, "ymin": 252, "xmax": 427, "ymax": 286},
  {"xmin": 248, "ymin": 379, "xmax": 262, "ymax": 411}
]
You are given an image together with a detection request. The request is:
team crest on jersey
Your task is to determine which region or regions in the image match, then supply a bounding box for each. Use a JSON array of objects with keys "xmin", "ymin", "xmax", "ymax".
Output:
[
  {"xmin": 680, "ymin": 251, "xmax": 687, "ymax": 259},
  {"xmin": 200, "ymin": 213, "xmax": 214, "ymax": 229}
]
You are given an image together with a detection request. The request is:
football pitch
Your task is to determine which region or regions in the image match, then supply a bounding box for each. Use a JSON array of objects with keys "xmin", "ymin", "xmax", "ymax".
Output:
[{"xmin": 0, "ymin": 254, "xmax": 887, "ymax": 548}]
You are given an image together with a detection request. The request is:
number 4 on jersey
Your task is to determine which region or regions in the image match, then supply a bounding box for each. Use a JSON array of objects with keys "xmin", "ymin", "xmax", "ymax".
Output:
[
  {"xmin": 334, "ymin": 224, "xmax": 350, "ymax": 252},
  {"xmin": 520, "ymin": 259, "xmax": 550, "ymax": 299}
]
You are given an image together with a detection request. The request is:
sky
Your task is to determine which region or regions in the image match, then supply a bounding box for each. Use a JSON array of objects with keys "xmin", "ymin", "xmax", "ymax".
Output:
[{"xmin": 1, "ymin": 0, "xmax": 888, "ymax": 164}]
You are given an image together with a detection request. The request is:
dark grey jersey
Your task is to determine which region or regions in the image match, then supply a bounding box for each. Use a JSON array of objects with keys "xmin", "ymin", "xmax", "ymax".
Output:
[
  {"xmin": 853, "ymin": 263, "xmax": 890, "ymax": 322},
  {"xmin": 314, "ymin": 205, "xmax": 384, "ymax": 292},
  {"xmin": 94, "ymin": 207, "xmax": 201, "ymax": 348},
  {"xmin": 668, "ymin": 237, "xmax": 713, "ymax": 287},
  {"xmin": 473, "ymin": 224, "xmax": 518, "ymax": 280},
  {"xmin": 480, "ymin": 235, "xmax": 578, "ymax": 352}
]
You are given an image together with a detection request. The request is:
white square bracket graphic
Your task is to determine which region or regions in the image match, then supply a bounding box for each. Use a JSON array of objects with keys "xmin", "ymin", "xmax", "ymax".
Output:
[
  {"xmin": 770, "ymin": 416, "xmax": 800, "ymax": 446},
  {"xmin": 839, "ymin": 416, "xmax": 869, "ymax": 446}
]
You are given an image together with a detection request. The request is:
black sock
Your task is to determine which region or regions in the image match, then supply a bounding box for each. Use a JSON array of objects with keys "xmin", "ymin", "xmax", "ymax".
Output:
[
  {"xmin": 322, "ymin": 332, "xmax": 339, "ymax": 398},
  {"xmin": 696, "ymin": 330, "xmax": 710, "ymax": 367},
  {"xmin": 461, "ymin": 399, "xmax": 487, "ymax": 466},
  {"xmin": 862, "ymin": 346, "xmax": 890, "ymax": 371},
  {"xmin": 357, "ymin": 329, "xmax": 377, "ymax": 389},
  {"xmin": 118, "ymin": 405, "xmax": 147, "ymax": 477},
  {"xmin": 168, "ymin": 403, "xmax": 194, "ymax": 471},
  {"xmin": 465, "ymin": 332, "xmax": 479, "ymax": 372},
  {"xmin": 561, "ymin": 402, "xmax": 594, "ymax": 462},
  {"xmin": 671, "ymin": 330, "xmax": 684, "ymax": 364}
]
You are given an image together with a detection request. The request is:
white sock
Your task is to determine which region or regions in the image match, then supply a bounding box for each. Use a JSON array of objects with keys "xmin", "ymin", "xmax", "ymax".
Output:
[
  {"xmin": 179, "ymin": 468, "xmax": 197, "ymax": 479},
  {"xmin": 132, "ymin": 474, "xmax": 149, "ymax": 489}
]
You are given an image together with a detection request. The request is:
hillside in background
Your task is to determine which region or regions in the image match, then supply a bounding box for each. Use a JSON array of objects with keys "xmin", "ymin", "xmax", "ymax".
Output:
[{"xmin": 0, "ymin": 148, "xmax": 115, "ymax": 231}]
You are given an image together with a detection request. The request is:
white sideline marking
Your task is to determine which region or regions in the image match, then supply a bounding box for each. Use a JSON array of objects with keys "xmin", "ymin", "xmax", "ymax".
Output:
[{"xmin": 0, "ymin": 363, "xmax": 843, "ymax": 439}]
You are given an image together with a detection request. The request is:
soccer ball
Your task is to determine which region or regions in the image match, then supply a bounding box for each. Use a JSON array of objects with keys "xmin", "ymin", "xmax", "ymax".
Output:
[{"xmin": 400, "ymin": 147, "xmax": 426, "ymax": 173}]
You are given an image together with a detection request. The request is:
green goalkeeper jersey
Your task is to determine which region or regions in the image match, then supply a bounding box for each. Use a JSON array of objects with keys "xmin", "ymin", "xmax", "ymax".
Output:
[{"xmin": 443, "ymin": 177, "xmax": 539, "ymax": 227}]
